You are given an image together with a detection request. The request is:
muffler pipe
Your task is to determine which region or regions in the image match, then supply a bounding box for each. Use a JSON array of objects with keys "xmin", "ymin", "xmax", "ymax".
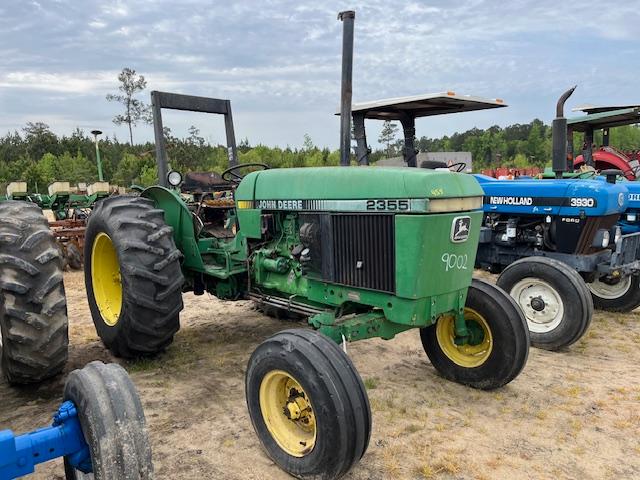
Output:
[
  {"xmin": 552, "ymin": 85, "xmax": 577, "ymax": 179},
  {"xmin": 338, "ymin": 10, "xmax": 355, "ymax": 166}
]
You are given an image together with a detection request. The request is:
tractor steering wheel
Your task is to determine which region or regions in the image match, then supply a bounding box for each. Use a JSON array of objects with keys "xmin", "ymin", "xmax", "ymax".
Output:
[
  {"xmin": 222, "ymin": 163, "xmax": 270, "ymax": 183},
  {"xmin": 448, "ymin": 162, "xmax": 467, "ymax": 173}
]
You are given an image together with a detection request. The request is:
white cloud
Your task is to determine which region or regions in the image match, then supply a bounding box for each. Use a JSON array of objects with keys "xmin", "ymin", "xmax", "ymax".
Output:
[{"xmin": 0, "ymin": 0, "xmax": 637, "ymax": 147}]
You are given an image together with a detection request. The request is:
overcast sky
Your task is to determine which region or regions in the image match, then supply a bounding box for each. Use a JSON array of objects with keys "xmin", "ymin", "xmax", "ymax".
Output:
[{"xmin": 1, "ymin": 0, "xmax": 639, "ymax": 148}]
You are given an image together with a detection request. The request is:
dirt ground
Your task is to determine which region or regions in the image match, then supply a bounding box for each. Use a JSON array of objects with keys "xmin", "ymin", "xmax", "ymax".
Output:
[{"xmin": 1, "ymin": 270, "xmax": 639, "ymax": 480}]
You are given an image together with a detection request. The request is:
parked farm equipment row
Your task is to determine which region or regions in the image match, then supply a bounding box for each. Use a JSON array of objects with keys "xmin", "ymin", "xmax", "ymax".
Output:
[{"xmin": 1, "ymin": 181, "xmax": 114, "ymax": 270}]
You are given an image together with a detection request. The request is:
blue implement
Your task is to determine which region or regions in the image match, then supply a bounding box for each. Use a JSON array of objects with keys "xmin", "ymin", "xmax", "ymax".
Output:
[{"xmin": 0, "ymin": 401, "xmax": 91, "ymax": 479}]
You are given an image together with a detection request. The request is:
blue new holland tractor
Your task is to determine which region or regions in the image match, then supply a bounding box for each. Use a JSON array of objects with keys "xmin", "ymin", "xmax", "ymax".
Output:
[{"xmin": 473, "ymin": 89, "xmax": 640, "ymax": 350}]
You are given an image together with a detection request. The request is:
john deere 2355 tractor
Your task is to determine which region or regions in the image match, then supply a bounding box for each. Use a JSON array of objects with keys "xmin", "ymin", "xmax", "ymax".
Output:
[{"xmin": 83, "ymin": 11, "xmax": 529, "ymax": 480}]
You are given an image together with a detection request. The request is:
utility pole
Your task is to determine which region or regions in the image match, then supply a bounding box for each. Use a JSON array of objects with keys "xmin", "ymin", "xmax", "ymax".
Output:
[{"xmin": 91, "ymin": 130, "xmax": 104, "ymax": 181}]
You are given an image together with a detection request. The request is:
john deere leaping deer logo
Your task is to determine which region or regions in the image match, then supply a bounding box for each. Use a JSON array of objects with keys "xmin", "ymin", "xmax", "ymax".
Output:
[{"xmin": 451, "ymin": 216, "xmax": 471, "ymax": 243}]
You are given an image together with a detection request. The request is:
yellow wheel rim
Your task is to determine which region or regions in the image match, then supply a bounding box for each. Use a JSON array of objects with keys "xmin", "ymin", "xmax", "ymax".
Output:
[
  {"xmin": 436, "ymin": 308, "xmax": 493, "ymax": 368},
  {"xmin": 259, "ymin": 370, "xmax": 317, "ymax": 457},
  {"xmin": 91, "ymin": 233, "xmax": 122, "ymax": 327}
]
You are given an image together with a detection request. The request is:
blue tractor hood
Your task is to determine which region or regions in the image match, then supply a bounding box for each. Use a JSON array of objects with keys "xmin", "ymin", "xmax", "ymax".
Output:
[{"xmin": 473, "ymin": 174, "xmax": 628, "ymax": 217}]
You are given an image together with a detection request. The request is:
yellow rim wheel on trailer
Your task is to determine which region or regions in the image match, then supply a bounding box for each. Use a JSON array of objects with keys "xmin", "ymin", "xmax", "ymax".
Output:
[
  {"xmin": 436, "ymin": 308, "xmax": 493, "ymax": 368},
  {"xmin": 259, "ymin": 370, "xmax": 317, "ymax": 457},
  {"xmin": 91, "ymin": 232, "xmax": 123, "ymax": 327}
]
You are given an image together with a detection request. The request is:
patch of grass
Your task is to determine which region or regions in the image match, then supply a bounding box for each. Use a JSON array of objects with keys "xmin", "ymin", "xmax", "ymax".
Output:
[
  {"xmin": 404, "ymin": 423, "xmax": 422, "ymax": 434},
  {"xmin": 535, "ymin": 409, "xmax": 548, "ymax": 420},
  {"xmin": 364, "ymin": 377, "xmax": 379, "ymax": 389}
]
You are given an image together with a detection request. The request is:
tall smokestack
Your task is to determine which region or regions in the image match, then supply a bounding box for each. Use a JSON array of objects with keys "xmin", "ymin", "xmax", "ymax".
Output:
[{"xmin": 338, "ymin": 10, "xmax": 355, "ymax": 166}]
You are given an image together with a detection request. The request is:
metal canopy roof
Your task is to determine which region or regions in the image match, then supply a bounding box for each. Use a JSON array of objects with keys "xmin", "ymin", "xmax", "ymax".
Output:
[
  {"xmin": 337, "ymin": 92, "xmax": 507, "ymax": 120},
  {"xmin": 572, "ymin": 104, "xmax": 640, "ymax": 114},
  {"xmin": 567, "ymin": 107, "xmax": 640, "ymax": 131}
]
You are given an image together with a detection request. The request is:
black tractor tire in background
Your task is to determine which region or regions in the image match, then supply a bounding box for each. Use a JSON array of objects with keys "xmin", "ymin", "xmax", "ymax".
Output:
[
  {"xmin": 65, "ymin": 243, "xmax": 83, "ymax": 271},
  {"xmin": 0, "ymin": 201, "xmax": 68, "ymax": 384},
  {"xmin": 255, "ymin": 303, "xmax": 305, "ymax": 322},
  {"xmin": 587, "ymin": 273, "xmax": 640, "ymax": 313},
  {"xmin": 421, "ymin": 279, "xmax": 529, "ymax": 390},
  {"xmin": 84, "ymin": 196, "xmax": 184, "ymax": 358},
  {"xmin": 497, "ymin": 257, "xmax": 592, "ymax": 350},
  {"xmin": 246, "ymin": 329, "xmax": 371, "ymax": 480},
  {"xmin": 63, "ymin": 361, "xmax": 153, "ymax": 479}
]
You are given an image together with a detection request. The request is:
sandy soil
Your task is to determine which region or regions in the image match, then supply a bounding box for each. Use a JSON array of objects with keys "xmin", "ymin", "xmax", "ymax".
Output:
[{"xmin": 1, "ymin": 271, "xmax": 639, "ymax": 479}]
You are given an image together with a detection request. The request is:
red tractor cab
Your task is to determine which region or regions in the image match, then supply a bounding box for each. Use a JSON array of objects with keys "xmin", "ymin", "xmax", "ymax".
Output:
[{"xmin": 570, "ymin": 105, "xmax": 640, "ymax": 180}]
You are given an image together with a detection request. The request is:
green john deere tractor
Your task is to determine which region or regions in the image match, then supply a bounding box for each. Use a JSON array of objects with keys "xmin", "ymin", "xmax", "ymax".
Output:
[{"xmin": 82, "ymin": 11, "xmax": 529, "ymax": 480}]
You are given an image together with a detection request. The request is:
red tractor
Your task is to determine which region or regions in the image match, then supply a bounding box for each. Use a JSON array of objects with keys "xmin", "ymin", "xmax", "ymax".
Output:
[{"xmin": 570, "ymin": 105, "xmax": 640, "ymax": 179}]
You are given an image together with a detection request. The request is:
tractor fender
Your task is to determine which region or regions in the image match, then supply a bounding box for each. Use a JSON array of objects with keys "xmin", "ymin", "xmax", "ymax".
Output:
[
  {"xmin": 575, "ymin": 150, "xmax": 637, "ymax": 180},
  {"xmin": 141, "ymin": 186, "xmax": 204, "ymax": 270}
]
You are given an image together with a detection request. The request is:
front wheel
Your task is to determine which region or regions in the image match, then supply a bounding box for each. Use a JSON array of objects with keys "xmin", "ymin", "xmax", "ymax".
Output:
[
  {"xmin": 246, "ymin": 329, "xmax": 371, "ymax": 480},
  {"xmin": 421, "ymin": 279, "xmax": 529, "ymax": 390},
  {"xmin": 497, "ymin": 257, "xmax": 593, "ymax": 350},
  {"xmin": 587, "ymin": 274, "xmax": 640, "ymax": 312}
]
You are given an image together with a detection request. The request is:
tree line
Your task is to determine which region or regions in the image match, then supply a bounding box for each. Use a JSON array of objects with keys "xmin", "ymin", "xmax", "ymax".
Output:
[{"xmin": 1, "ymin": 120, "xmax": 639, "ymax": 192}]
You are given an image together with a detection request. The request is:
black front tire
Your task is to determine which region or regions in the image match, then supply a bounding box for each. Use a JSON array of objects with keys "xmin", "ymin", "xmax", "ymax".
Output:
[
  {"xmin": 421, "ymin": 279, "xmax": 530, "ymax": 390},
  {"xmin": 0, "ymin": 201, "xmax": 68, "ymax": 384},
  {"xmin": 246, "ymin": 329, "xmax": 371, "ymax": 480},
  {"xmin": 63, "ymin": 361, "xmax": 153, "ymax": 479},
  {"xmin": 84, "ymin": 196, "xmax": 184, "ymax": 358},
  {"xmin": 497, "ymin": 257, "xmax": 592, "ymax": 350},
  {"xmin": 587, "ymin": 274, "xmax": 640, "ymax": 312}
]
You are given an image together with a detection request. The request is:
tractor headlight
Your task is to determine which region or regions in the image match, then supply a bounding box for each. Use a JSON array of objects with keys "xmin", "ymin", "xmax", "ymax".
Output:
[
  {"xmin": 613, "ymin": 226, "xmax": 622, "ymax": 245},
  {"xmin": 592, "ymin": 229, "xmax": 610, "ymax": 248},
  {"xmin": 427, "ymin": 196, "xmax": 483, "ymax": 213},
  {"xmin": 167, "ymin": 170, "xmax": 183, "ymax": 187},
  {"xmin": 627, "ymin": 213, "xmax": 637, "ymax": 222}
]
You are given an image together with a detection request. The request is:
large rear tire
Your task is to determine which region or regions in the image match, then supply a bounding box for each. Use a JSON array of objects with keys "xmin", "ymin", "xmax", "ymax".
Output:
[
  {"xmin": 246, "ymin": 329, "xmax": 371, "ymax": 479},
  {"xmin": 84, "ymin": 196, "xmax": 184, "ymax": 358},
  {"xmin": 421, "ymin": 279, "xmax": 529, "ymax": 390},
  {"xmin": 0, "ymin": 201, "xmax": 68, "ymax": 384},
  {"xmin": 497, "ymin": 257, "xmax": 592, "ymax": 350},
  {"xmin": 587, "ymin": 274, "xmax": 640, "ymax": 312},
  {"xmin": 63, "ymin": 361, "xmax": 153, "ymax": 479}
]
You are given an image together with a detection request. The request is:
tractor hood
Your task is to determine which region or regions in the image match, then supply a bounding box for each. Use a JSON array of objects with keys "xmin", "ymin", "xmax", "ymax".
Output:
[
  {"xmin": 474, "ymin": 174, "xmax": 628, "ymax": 216},
  {"xmin": 235, "ymin": 167, "xmax": 483, "ymax": 214}
]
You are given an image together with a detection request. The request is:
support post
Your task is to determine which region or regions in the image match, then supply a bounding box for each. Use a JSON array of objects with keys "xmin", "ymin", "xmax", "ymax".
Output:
[
  {"xmin": 603, "ymin": 127, "xmax": 610, "ymax": 147},
  {"xmin": 151, "ymin": 91, "xmax": 169, "ymax": 187},
  {"xmin": 399, "ymin": 114, "xmax": 418, "ymax": 167},
  {"xmin": 224, "ymin": 100, "xmax": 238, "ymax": 167},
  {"xmin": 338, "ymin": 10, "xmax": 355, "ymax": 166},
  {"xmin": 583, "ymin": 126, "xmax": 594, "ymax": 167},
  {"xmin": 352, "ymin": 112, "xmax": 369, "ymax": 165},
  {"xmin": 567, "ymin": 127, "xmax": 574, "ymax": 172}
]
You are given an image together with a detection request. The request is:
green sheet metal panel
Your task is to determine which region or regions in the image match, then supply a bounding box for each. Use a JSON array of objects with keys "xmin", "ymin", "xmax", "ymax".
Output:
[{"xmin": 234, "ymin": 166, "xmax": 483, "ymax": 201}]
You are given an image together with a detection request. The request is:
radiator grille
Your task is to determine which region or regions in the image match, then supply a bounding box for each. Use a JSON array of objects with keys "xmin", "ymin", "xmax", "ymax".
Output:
[
  {"xmin": 332, "ymin": 214, "xmax": 395, "ymax": 293},
  {"xmin": 575, "ymin": 214, "xmax": 618, "ymax": 254}
]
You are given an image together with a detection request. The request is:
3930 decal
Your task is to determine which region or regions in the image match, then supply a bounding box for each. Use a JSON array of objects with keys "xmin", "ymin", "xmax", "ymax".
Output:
[{"xmin": 569, "ymin": 197, "xmax": 595, "ymax": 208}]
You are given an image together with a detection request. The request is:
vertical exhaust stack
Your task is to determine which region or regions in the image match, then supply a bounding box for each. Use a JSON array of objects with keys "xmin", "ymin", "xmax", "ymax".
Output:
[
  {"xmin": 552, "ymin": 86, "xmax": 576, "ymax": 179},
  {"xmin": 338, "ymin": 10, "xmax": 355, "ymax": 166}
]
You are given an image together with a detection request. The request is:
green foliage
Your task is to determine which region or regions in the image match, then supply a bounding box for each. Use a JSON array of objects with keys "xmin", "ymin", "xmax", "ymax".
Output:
[
  {"xmin": 379, "ymin": 121, "xmax": 399, "ymax": 158},
  {"xmin": 0, "ymin": 121, "xmax": 638, "ymax": 191}
]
